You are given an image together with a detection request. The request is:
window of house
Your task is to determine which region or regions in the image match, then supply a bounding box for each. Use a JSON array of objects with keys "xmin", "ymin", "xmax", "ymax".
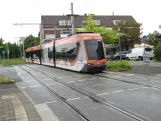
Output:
[
  {"xmin": 59, "ymin": 20, "xmax": 72, "ymax": 26},
  {"xmin": 59, "ymin": 20, "xmax": 67, "ymax": 26},
  {"xmin": 93, "ymin": 20, "xmax": 100, "ymax": 25},
  {"xmin": 113, "ymin": 20, "xmax": 121, "ymax": 25}
]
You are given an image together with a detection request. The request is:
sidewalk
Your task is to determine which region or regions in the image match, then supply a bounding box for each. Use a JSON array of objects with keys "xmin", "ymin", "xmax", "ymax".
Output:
[{"xmin": 0, "ymin": 84, "xmax": 42, "ymax": 121}]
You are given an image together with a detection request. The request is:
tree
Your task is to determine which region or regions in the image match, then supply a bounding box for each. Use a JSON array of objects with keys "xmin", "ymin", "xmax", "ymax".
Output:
[
  {"xmin": 154, "ymin": 42, "xmax": 161, "ymax": 61},
  {"xmin": 75, "ymin": 14, "xmax": 118, "ymax": 44},
  {"xmin": 147, "ymin": 30, "xmax": 161, "ymax": 46},
  {"xmin": 24, "ymin": 35, "xmax": 40, "ymax": 49},
  {"xmin": 0, "ymin": 38, "xmax": 5, "ymax": 58},
  {"xmin": 113, "ymin": 20, "xmax": 141, "ymax": 50}
]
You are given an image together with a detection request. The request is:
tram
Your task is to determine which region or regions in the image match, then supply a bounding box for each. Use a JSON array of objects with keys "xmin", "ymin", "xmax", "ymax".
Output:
[{"xmin": 25, "ymin": 33, "xmax": 106, "ymax": 72}]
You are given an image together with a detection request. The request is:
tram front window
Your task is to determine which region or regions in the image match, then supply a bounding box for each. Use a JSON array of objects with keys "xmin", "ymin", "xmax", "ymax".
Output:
[{"xmin": 84, "ymin": 40, "xmax": 105, "ymax": 60}]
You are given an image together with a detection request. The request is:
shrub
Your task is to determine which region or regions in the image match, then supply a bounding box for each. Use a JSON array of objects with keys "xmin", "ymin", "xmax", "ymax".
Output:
[
  {"xmin": 106, "ymin": 61, "xmax": 132, "ymax": 71},
  {"xmin": 154, "ymin": 42, "xmax": 161, "ymax": 61}
]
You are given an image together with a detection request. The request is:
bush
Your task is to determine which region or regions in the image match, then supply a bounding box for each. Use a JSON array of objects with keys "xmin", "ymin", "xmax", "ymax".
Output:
[
  {"xmin": 0, "ymin": 58, "xmax": 26, "ymax": 67},
  {"xmin": 154, "ymin": 42, "xmax": 161, "ymax": 61},
  {"xmin": 0, "ymin": 76, "xmax": 14, "ymax": 84},
  {"xmin": 106, "ymin": 61, "xmax": 132, "ymax": 71}
]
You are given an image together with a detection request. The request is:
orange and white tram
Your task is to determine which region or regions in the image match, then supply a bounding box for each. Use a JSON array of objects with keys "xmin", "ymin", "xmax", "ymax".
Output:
[{"xmin": 25, "ymin": 33, "xmax": 106, "ymax": 72}]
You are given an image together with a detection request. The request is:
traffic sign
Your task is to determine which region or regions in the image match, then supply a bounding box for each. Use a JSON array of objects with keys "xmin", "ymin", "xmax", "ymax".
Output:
[
  {"xmin": 142, "ymin": 35, "xmax": 147, "ymax": 42},
  {"xmin": 143, "ymin": 54, "xmax": 150, "ymax": 65},
  {"xmin": 2, "ymin": 50, "xmax": 5, "ymax": 55}
]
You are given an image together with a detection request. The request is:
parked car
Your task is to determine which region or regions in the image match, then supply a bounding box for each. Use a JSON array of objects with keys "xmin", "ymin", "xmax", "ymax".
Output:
[
  {"xmin": 126, "ymin": 47, "xmax": 154, "ymax": 60},
  {"xmin": 112, "ymin": 51, "xmax": 130, "ymax": 60}
]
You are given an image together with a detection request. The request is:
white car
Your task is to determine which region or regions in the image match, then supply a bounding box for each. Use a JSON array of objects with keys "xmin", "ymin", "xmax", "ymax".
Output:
[{"xmin": 126, "ymin": 47, "xmax": 154, "ymax": 60}]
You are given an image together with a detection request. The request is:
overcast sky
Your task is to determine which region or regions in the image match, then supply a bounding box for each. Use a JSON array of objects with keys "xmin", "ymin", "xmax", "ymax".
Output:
[{"xmin": 0, "ymin": 0, "xmax": 161, "ymax": 43}]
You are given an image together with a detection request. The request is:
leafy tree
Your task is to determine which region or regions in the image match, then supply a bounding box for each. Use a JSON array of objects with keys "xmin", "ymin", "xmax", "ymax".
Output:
[
  {"xmin": 24, "ymin": 35, "xmax": 40, "ymax": 50},
  {"xmin": 0, "ymin": 38, "xmax": 5, "ymax": 58},
  {"xmin": 147, "ymin": 31, "xmax": 161, "ymax": 46},
  {"xmin": 154, "ymin": 42, "xmax": 161, "ymax": 61},
  {"xmin": 75, "ymin": 14, "xmax": 118, "ymax": 44},
  {"xmin": 113, "ymin": 20, "xmax": 141, "ymax": 50}
]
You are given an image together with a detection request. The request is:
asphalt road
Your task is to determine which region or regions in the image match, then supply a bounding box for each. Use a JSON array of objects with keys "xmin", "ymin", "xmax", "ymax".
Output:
[
  {"xmin": 1, "ymin": 64, "xmax": 161, "ymax": 121},
  {"xmin": 127, "ymin": 61, "xmax": 161, "ymax": 76}
]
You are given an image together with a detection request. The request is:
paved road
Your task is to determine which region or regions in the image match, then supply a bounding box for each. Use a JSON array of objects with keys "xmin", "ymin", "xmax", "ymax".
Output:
[
  {"xmin": 1, "ymin": 65, "xmax": 161, "ymax": 121},
  {"xmin": 127, "ymin": 61, "xmax": 161, "ymax": 76}
]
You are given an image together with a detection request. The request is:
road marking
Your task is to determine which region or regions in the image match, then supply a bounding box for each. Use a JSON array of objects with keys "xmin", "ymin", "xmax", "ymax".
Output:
[
  {"xmin": 75, "ymin": 75, "xmax": 82, "ymax": 77},
  {"xmin": 99, "ymin": 78, "xmax": 106, "ymax": 80},
  {"xmin": 127, "ymin": 88, "xmax": 139, "ymax": 91},
  {"xmin": 126, "ymin": 74, "xmax": 135, "ymax": 76},
  {"xmin": 89, "ymin": 78, "xmax": 97, "ymax": 80},
  {"xmin": 30, "ymin": 85, "xmax": 40, "ymax": 88},
  {"xmin": 142, "ymin": 86, "xmax": 148, "ymax": 88},
  {"xmin": 21, "ymin": 87, "xmax": 26, "ymax": 89},
  {"xmin": 65, "ymin": 76, "xmax": 73, "ymax": 78},
  {"xmin": 57, "ymin": 77, "xmax": 63, "ymax": 79},
  {"xmin": 35, "ymin": 104, "xmax": 60, "ymax": 121},
  {"xmin": 77, "ymin": 79, "xmax": 87, "ymax": 82},
  {"xmin": 18, "ymin": 73, "xmax": 21, "ymax": 76},
  {"xmin": 67, "ymin": 81, "xmax": 76, "ymax": 83},
  {"xmin": 44, "ymin": 101, "xmax": 57, "ymax": 104},
  {"xmin": 16, "ymin": 84, "xmax": 35, "ymax": 104},
  {"xmin": 97, "ymin": 92, "xmax": 109, "ymax": 96},
  {"xmin": 46, "ymin": 83, "xmax": 57, "ymax": 86},
  {"xmin": 113, "ymin": 90, "xmax": 125, "ymax": 93},
  {"xmin": 43, "ymin": 78, "xmax": 52, "ymax": 81},
  {"xmin": 67, "ymin": 97, "xmax": 81, "ymax": 101},
  {"xmin": 111, "ymin": 76, "xmax": 122, "ymax": 78},
  {"xmin": 25, "ymin": 80, "xmax": 35, "ymax": 83}
]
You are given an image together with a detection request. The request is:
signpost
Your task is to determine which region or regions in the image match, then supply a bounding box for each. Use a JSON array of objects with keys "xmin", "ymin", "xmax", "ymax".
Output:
[{"xmin": 142, "ymin": 35, "xmax": 150, "ymax": 75}]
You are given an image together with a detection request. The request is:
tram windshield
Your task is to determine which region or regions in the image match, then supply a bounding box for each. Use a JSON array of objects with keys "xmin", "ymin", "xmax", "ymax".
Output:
[{"xmin": 84, "ymin": 40, "xmax": 105, "ymax": 60}]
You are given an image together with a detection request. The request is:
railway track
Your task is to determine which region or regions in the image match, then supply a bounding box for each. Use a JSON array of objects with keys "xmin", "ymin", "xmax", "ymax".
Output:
[
  {"xmin": 18, "ymin": 65, "xmax": 90, "ymax": 121},
  {"xmin": 19, "ymin": 65, "xmax": 152, "ymax": 121}
]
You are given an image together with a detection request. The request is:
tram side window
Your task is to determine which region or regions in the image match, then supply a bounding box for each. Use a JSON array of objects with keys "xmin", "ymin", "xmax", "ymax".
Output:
[
  {"xmin": 55, "ymin": 43, "xmax": 80, "ymax": 62},
  {"xmin": 48, "ymin": 47, "xmax": 53, "ymax": 60},
  {"xmin": 66, "ymin": 43, "xmax": 78, "ymax": 62}
]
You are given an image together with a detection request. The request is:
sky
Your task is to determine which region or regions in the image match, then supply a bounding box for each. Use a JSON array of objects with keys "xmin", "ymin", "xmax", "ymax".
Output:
[{"xmin": 0, "ymin": 0, "xmax": 161, "ymax": 43}]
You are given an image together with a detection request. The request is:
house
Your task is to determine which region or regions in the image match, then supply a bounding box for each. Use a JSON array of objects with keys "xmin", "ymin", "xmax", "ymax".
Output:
[{"xmin": 40, "ymin": 15, "xmax": 136, "ymax": 43}]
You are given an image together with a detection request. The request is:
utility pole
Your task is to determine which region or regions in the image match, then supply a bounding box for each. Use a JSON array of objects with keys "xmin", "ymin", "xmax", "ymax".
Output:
[
  {"xmin": 71, "ymin": 3, "xmax": 74, "ymax": 35},
  {"xmin": 7, "ymin": 42, "xmax": 9, "ymax": 60},
  {"xmin": 118, "ymin": 27, "xmax": 121, "ymax": 61},
  {"xmin": 67, "ymin": 3, "xmax": 79, "ymax": 36}
]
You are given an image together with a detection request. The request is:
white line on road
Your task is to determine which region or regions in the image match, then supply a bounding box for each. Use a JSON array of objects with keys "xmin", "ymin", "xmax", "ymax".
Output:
[
  {"xmin": 89, "ymin": 78, "xmax": 97, "ymax": 80},
  {"xmin": 57, "ymin": 77, "xmax": 63, "ymax": 79},
  {"xmin": 43, "ymin": 78, "xmax": 52, "ymax": 81},
  {"xmin": 141, "ymin": 87, "xmax": 149, "ymax": 89},
  {"xmin": 25, "ymin": 80, "xmax": 35, "ymax": 83},
  {"xmin": 99, "ymin": 78, "xmax": 106, "ymax": 80},
  {"xmin": 77, "ymin": 79, "xmax": 87, "ymax": 82},
  {"xmin": 30, "ymin": 85, "xmax": 40, "ymax": 88},
  {"xmin": 65, "ymin": 76, "xmax": 73, "ymax": 78},
  {"xmin": 21, "ymin": 87, "xmax": 26, "ymax": 89},
  {"xmin": 111, "ymin": 76, "xmax": 122, "ymax": 78},
  {"xmin": 127, "ymin": 88, "xmax": 139, "ymax": 91},
  {"xmin": 67, "ymin": 81, "xmax": 76, "ymax": 83},
  {"xmin": 44, "ymin": 101, "xmax": 57, "ymax": 104},
  {"xmin": 75, "ymin": 75, "xmax": 82, "ymax": 77},
  {"xmin": 97, "ymin": 92, "xmax": 109, "ymax": 96},
  {"xmin": 126, "ymin": 74, "xmax": 135, "ymax": 76},
  {"xmin": 67, "ymin": 97, "xmax": 81, "ymax": 101},
  {"xmin": 113, "ymin": 90, "xmax": 125, "ymax": 93},
  {"xmin": 46, "ymin": 83, "xmax": 57, "ymax": 86}
]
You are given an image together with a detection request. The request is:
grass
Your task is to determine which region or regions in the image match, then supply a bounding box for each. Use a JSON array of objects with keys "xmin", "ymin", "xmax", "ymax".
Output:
[
  {"xmin": 0, "ymin": 58, "xmax": 26, "ymax": 67},
  {"xmin": 106, "ymin": 61, "xmax": 132, "ymax": 72},
  {"xmin": 0, "ymin": 76, "xmax": 14, "ymax": 84}
]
